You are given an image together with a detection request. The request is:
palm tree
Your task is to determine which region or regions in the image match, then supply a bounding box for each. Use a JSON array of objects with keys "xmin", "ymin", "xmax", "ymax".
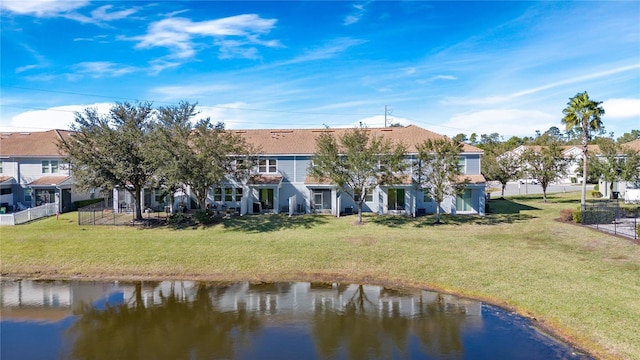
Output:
[{"xmin": 561, "ymin": 91, "xmax": 605, "ymax": 210}]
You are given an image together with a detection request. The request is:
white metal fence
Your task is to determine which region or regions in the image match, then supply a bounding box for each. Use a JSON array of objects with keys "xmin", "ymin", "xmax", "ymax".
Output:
[{"xmin": 0, "ymin": 203, "xmax": 58, "ymax": 226}]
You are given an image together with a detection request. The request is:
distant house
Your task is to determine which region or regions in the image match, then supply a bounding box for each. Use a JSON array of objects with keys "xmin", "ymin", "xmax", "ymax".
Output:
[
  {"xmin": 598, "ymin": 139, "xmax": 640, "ymax": 201},
  {"xmin": 502, "ymin": 144, "xmax": 601, "ymax": 184},
  {"xmin": 0, "ymin": 130, "xmax": 93, "ymax": 213},
  {"xmin": 153, "ymin": 125, "xmax": 486, "ymax": 217}
]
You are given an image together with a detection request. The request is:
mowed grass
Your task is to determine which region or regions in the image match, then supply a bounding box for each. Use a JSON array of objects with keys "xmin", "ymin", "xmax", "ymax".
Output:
[{"xmin": 1, "ymin": 193, "xmax": 639, "ymax": 360}]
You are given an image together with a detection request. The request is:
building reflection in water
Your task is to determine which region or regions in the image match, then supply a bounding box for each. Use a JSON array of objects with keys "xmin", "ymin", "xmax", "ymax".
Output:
[{"xmin": 1, "ymin": 279, "xmax": 587, "ymax": 360}]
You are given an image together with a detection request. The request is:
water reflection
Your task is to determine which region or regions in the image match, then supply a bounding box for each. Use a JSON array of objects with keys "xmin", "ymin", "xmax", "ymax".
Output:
[{"xmin": 1, "ymin": 279, "xmax": 590, "ymax": 359}]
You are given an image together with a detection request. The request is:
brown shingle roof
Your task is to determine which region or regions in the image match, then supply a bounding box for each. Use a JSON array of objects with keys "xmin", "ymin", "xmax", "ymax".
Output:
[
  {"xmin": 235, "ymin": 125, "xmax": 483, "ymax": 155},
  {"xmin": 0, "ymin": 130, "xmax": 73, "ymax": 157},
  {"xmin": 248, "ymin": 175, "xmax": 283, "ymax": 185},
  {"xmin": 0, "ymin": 176, "xmax": 15, "ymax": 185},
  {"xmin": 29, "ymin": 176, "xmax": 72, "ymax": 186},
  {"xmin": 622, "ymin": 139, "xmax": 640, "ymax": 152}
]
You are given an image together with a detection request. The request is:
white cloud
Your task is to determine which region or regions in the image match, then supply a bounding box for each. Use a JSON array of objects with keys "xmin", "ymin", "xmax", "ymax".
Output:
[
  {"xmin": 439, "ymin": 109, "xmax": 557, "ymax": 138},
  {"xmin": 603, "ymin": 98, "xmax": 640, "ymax": 118},
  {"xmin": 283, "ymin": 38, "xmax": 367, "ymax": 65},
  {"xmin": 0, "ymin": 103, "xmax": 113, "ymax": 132},
  {"xmin": 0, "ymin": 0, "xmax": 88, "ymax": 17},
  {"xmin": 129, "ymin": 14, "xmax": 280, "ymax": 60}
]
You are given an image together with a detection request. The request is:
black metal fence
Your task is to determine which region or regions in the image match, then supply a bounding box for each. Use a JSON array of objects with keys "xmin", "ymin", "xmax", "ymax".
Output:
[
  {"xmin": 582, "ymin": 199, "xmax": 639, "ymax": 240},
  {"xmin": 78, "ymin": 203, "xmax": 167, "ymax": 226}
]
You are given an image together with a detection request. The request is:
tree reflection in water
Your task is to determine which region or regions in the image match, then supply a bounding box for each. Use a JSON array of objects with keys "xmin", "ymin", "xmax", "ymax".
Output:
[
  {"xmin": 311, "ymin": 285, "xmax": 467, "ymax": 359},
  {"xmin": 67, "ymin": 282, "xmax": 262, "ymax": 360},
  {"xmin": 1, "ymin": 280, "xmax": 589, "ymax": 360}
]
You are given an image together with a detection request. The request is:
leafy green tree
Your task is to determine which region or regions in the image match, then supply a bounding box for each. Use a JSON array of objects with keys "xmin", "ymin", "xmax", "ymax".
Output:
[
  {"xmin": 154, "ymin": 102, "xmax": 257, "ymax": 211},
  {"xmin": 481, "ymin": 143, "xmax": 521, "ymax": 198},
  {"xmin": 452, "ymin": 133, "xmax": 468, "ymax": 143},
  {"xmin": 521, "ymin": 142, "xmax": 570, "ymax": 202},
  {"xmin": 617, "ymin": 130, "xmax": 640, "ymax": 144},
  {"xmin": 561, "ymin": 91, "xmax": 605, "ymax": 210},
  {"xmin": 413, "ymin": 138, "xmax": 467, "ymax": 223},
  {"xmin": 59, "ymin": 102, "xmax": 157, "ymax": 220},
  {"xmin": 309, "ymin": 126, "xmax": 407, "ymax": 223}
]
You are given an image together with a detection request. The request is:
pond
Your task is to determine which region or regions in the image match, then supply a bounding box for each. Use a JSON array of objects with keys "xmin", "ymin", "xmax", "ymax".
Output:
[{"xmin": 1, "ymin": 279, "xmax": 591, "ymax": 359}]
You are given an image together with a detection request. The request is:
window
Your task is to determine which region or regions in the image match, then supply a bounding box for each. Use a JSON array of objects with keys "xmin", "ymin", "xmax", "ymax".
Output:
[
  {"xmin": 0, "ymin": 188, "xmax": 11, "ymax": 195},
  {"xmin": 213, "ymin": 188, "xmax": 222, "ymax": 201},
  {"xmin": 41, "ymin": 160, "xmax": 59, "ymax": 174},
  {"xmin": 259, "ymin": 159, "xmax": 277, "ymax": 173},
  {"xmin": 224, "ymin": 188, "xmax": 233, "ymax": 201},
  {"xmin": 365, "ymin": 192, "xmax": 373, "ymax": 202},
  {"xmin": 235, "ymin": 187, "xmax": 243, "ymax": 201},
  {"xmin": 423, "ymin": 191, "xmax": 432, "ymax": 202},
  {"xmin": 0, "ymin": 160, "xmax": 3, "ymax": 173},
  {"xmin": 24, "ymin": 189, "xmax": 32, "ymax": 203},
  {"xmin": 457, "ymin": 158, "xmax": 466, "ymax": 173}
]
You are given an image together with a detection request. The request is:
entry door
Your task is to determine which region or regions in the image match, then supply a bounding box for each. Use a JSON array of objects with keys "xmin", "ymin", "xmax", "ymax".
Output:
[
  {"xmin": 456, "ymin": 189, "xmax": 473, "ymax": 212},
  {"xmin": 314, "ymin": 192, "xmax": 323, "ymax": 210},
  {"xmin": 259, "ymin": 188, "xmax": 274, "ymax": 210}
]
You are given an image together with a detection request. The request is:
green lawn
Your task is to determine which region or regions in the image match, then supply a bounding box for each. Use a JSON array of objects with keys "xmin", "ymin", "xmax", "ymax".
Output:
[{"xmin": 1, "ymin": 193, "xmax": 639, "ymax": 360}]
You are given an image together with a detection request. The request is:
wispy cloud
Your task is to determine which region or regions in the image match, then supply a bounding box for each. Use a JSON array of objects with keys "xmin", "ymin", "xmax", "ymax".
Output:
[
  {"xmin": 283, "ymin": 37, "xmax": 367, "ymax": 65},
  {"xmin": 72, "ymin": 62, "xmax": 137, "ymax": 78},
  {"xmin": 127, "ymin": 14, "xmax": 280, "ymax": 60},
  {"xmin": 442, "ymin": 63, "xmax": 640, "ymax": 106},
  {"xmin": 343, "ymin": 2, "xmax": 370, "ymax": 26}
]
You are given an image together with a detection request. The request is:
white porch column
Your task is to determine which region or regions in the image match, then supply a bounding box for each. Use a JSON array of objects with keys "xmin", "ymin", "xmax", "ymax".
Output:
[{"xmin": 113, "ymin": 188, "xmax": 119, "ymax": 212}]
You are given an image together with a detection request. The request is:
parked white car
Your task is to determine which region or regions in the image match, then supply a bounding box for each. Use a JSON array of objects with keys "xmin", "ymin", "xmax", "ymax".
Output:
[{"xmin": 519, "ymin": 178, "xmax": 540, "ymax": 185}]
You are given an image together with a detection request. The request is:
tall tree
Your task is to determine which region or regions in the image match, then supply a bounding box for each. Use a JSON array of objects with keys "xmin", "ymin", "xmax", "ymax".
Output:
[
  {"xmin": 413, "ymin": 138, "xmax": 467, "ymax": 224},
  {"xmin": 561, "ymin": 91, "xmax": 605, "ymax": 210},
  {"xmin": 309, "ymin": 126, "xmax": 407, "ymax": 223},
  {"xmin": 481, "ymin": 143, "xmax": 521, "ymax": 198},
  {"xmin": 59, "ymin": 102, "xmax": 156, "ymax": 220},
  {"xmin": 521, "ymin": 142, "xmax": 570, "ymax": 202},
  {"xmin": 617, "ymin": 130, "xmax": 640, "ymax": 144},
  {"xmin": 154, "ymin": 102, "xmax": 257, "ymax": 211}
]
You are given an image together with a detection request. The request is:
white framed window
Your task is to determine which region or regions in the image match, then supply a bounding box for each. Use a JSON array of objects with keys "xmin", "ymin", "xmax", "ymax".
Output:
[
  {"xmin": 258, "ymin": 159, "xmax": 277, "ymax": 173},
  {"xmin": 365, "ymin": 192, "xmax": 373, "ymax": 202},
  {"xmin": 235, "ymin": 187, "xmax": 243, "ymax": 201},
  {"xmin": 0, "ymin": 160, "xmax": 3, "ymax": 173},
  {"xmin": 41, "ymin": 160, "xmax": 59, "ymax": 174}
]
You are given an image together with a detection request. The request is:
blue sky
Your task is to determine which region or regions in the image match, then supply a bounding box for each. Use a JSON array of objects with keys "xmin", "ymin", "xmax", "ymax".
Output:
[{"xmin": 1, "ymin": 0, "xmax": 639, "ymax": 139}]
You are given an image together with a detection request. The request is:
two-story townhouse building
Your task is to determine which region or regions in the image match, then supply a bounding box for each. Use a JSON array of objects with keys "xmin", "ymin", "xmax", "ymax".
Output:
[
  {"xmin": 0, "ymin": 130, "xmax": 92, "ymax": 213},
  {"xmin": 597, "ymin": 139, "xmax": 640, "ymax": 201},
  {"xmin": 173, "ymin": 125, "xmax": 486, "ymax": 217},
  {"xmin": 503, "ymin": 144, "xmax": 602, "ymax": 184}
]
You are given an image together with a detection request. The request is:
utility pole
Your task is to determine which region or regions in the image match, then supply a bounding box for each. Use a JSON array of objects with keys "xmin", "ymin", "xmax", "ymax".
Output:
[{"xmin": 384, "ymin": 105, "xmax": 392, "ymax": 127}]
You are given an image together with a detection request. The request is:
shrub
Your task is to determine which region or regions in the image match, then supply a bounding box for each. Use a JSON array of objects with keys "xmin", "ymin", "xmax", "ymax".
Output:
[
  {"xmin": 167, "ymin": 212, "xmax": 187, "ymax": 225},
  {"xmin": 572, "ymin": 211, "xmax": 582, "ymax": 223},
  {"xmin": 193, "ymin": 210, "xmax": 216, "ymax": 225},
  {"xmin": 591, "ymin": 190, "xmax": 603, "ymax": 198},
  {"xmin": 559, "ymin": 209, "xmax": 574, "ymax": 222},
  {"xmin": 581, "ymin": 210, "xmax": 614, "ymax": 225}
]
